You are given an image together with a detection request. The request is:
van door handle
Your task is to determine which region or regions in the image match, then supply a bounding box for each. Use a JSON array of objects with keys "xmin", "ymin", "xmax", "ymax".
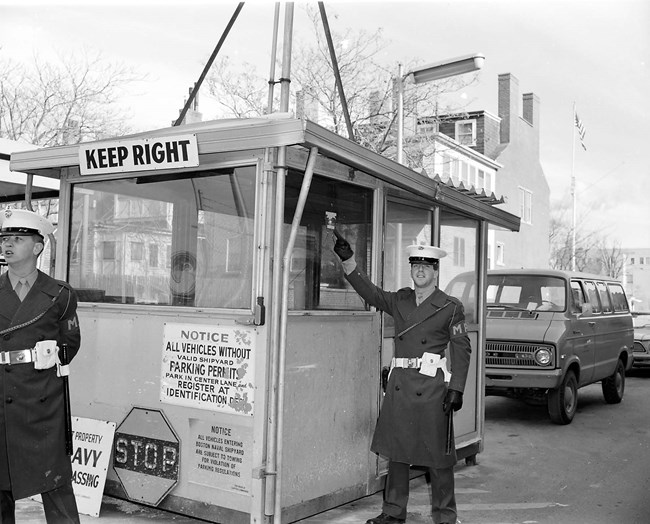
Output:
[{"xmin": 588, "ymin": 321, "xmax": 596, "ymax": 327}]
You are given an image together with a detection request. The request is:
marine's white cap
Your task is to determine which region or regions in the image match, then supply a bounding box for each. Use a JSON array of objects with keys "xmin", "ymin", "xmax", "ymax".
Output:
[
  {"xmin": 406, "ymin": 244, "xmax": 447, "ymax": 263},
  {"xmin": 0, "ymin": 208, "xmax": 55, "ymax": 238}
]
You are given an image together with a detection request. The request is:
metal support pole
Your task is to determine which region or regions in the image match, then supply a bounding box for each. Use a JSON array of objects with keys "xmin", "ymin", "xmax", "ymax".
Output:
[
  {"xmin": 397, "ymin": 63, "xmax": 404, "ymax": 164},
  {"xmin": 173, "ymin": 2, "xmax": 244, "ymax": 126},
  {"xmin": 318, "ymin": 2, "xmax": 355, "ymax": 141}
]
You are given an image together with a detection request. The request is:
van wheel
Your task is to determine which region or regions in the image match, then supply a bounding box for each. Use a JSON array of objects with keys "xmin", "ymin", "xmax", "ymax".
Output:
[
  {"xmin": 602, "ymin": 359, "xmax": 625, "ymax": 404},
  {"xmin": 548, "ymin": 370, "xmax": 578, "ymax": 424}
]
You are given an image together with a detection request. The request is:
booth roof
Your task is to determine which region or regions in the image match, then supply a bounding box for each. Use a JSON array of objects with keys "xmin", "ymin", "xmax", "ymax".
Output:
[
  {"xmin": 1, "ymin": 138, "xmax": 59, "ymax": 203},
  {"xmin": 8, "ymin": 115, "xmax": 520, "ymax": 231}
]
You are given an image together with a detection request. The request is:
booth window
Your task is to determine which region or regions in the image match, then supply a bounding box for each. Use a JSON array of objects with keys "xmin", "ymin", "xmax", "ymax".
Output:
[
  {"xmin": 384, "ymin": 200, "xmax": 433, "ymax": 292},
  {"xmin": 68, "ymin": 166, "xmax": 256, "ymax": 308},
  {"xmin": 440, "ymin": 209, "xmax": 479, "ymax": 324},
  {"xmin": 284, "ymin": 171, "xmax": 372, "ymax": 310}
]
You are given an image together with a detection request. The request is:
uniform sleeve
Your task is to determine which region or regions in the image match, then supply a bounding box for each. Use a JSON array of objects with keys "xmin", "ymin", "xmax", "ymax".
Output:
[
  {"xmin": 344, "ymin": 266, "xmax": 397, "ymax": 315},
  {"xmin": 57, "ymin": 285, "xmax": 81, "ymax": 362},
  {"xmin": 447, "ymin": 300, "xmax": 472, "ymax": 393}
]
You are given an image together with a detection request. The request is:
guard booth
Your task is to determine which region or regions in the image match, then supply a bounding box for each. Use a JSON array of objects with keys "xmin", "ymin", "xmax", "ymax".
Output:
[{"xmin": 10, "ymin": 116, "xmax": 519, "ymax": 523}]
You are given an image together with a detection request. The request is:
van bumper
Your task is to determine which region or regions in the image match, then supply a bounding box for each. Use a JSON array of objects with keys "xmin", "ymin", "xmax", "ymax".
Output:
[{"xmin": 485, "ymin": 368, "xmax": 563, "ymax": 390}]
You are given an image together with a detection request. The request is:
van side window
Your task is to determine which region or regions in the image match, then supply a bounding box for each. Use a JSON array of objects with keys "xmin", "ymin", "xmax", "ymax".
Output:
[
  {"xmin": 607, "ymin": 283, "xmax": 630, "ymax": 312},
  {"xmin": 570, "ymin": 280, "xmax": 585, "ymax": 314},
  {"xmin": 596, "ymin": 282, "xmax": 613, "ymax": 313},
  {"xmin": 583, "ymin": 281, "xmax": 602, "ymax": 314}
]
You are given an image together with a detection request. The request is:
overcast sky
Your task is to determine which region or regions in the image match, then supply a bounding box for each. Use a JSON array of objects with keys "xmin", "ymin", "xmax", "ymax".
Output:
[{"xmin": 1, "ymin": 0, "xmax": 649, "ymax": 248}]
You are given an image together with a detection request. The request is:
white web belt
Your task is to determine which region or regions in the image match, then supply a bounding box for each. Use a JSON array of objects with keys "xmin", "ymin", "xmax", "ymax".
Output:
[{"xmin": 391, "ymin": 352, "xmax": 452, "ymax": 382}]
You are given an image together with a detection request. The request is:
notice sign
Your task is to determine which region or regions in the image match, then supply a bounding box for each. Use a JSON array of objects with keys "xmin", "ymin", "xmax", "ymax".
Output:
[
  {"xmin": 161, "ymin": 323, "xmax": 255, "ymax": 415},
  {"xmin": 71, "ymin": 417, "xmax": 116, "ymax": 517},
  {"xmin": 79, "ymin": 134, "xmax": 199, "ymax": 175},
  {"xmin": 188, "ymin": 418, "xmax": 251, "ymax": 494}
]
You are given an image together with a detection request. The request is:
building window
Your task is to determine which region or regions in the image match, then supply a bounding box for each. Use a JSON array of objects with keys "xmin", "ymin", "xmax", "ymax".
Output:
[
  {"xmin": 441, "ymin": 153, "xmax": 452, "ymax": 181},
  {"xmin": 131, "ymin": 242, "xmax": 144, "ymax": 261},
  {"xmin": 455, "ymin": 120, "xmax": 476, "ymax": 146},
  {"xmin": 519, "ymin": 187, "xmax": 532, "ymax": 224},
  {"xmin": 460, "ymin": 161, "xmax": 469, "ymax": 185},
  {"xmin": 149, "ymin": 244, "xmax": 158, "ymax": 267},
  {"xmin": 496, "ymin": 242, "xmax": 505, "ymax": 265},
  {"xmin": 630, "ymin": 257, "xmax": 635, "ymax": 265},
  {"xmin": 102, "ymin": 241, "xmax": 116, "ymax": 260}
]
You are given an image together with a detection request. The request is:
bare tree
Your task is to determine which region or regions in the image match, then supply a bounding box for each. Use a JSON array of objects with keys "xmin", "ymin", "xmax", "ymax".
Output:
[
  {"xmin": 206, "ymin": 56, "xmax": 270, "ymax": 118},
  {"xmin": 204, "ymin": 5, "xmax": 479, "ymax": 167},
  {"xmin": 596, "ymin": 239, "xmax": 625, "ymax": 278},
  {"xmin": 0, "ymin": 49, "xmax": 140, "ymax": 146},
  {"xmin": 549, "ymin": 205, "xmax": 600, "ymax": 271}
]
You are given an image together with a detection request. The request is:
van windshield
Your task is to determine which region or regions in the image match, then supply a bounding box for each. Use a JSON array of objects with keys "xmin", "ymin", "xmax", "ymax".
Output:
[{"xmin": 487, "ymin": 275, "xmax": 566, "ymax": 312}]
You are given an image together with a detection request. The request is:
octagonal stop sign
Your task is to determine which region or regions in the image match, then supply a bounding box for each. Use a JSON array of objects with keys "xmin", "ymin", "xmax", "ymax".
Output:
[{"xmin": 113, "ymin": 407, "xmax": 180, "ymax": 506}]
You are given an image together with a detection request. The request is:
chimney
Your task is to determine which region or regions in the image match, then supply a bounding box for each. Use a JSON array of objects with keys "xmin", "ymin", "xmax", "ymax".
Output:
[
  {"xmin": 498, "ymin": 73, "xmax": 519, "ymax": 144},
  {"xmin": 523, "ymin": 92, "xmax": 540, "ymax": 155},
  {"xmin": 172, "ymin": 85, "xmax": 203, "ymax": 126},
  {"xmin": 522, "ymin": 92, "xmax": 539, "ymax": 126}
]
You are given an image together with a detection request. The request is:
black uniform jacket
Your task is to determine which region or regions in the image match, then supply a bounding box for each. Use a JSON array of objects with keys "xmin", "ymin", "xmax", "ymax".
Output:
[
  {"xmin": 346, "ymin": 266, "xmax": 471, "ymax": 468},
  {"xmin": 0, "ymin": 271, "xmax": 81, "ymax": 499}
]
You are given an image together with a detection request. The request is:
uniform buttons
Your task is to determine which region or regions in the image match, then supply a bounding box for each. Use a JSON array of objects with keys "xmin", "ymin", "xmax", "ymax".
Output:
[
  {"xmin": 416, "ymin": 392, "xmax": 422, "ymax": 396},
  {"xmin": 6, "ymin": 397, "xmax": 12, "ymax": 404},
  {"xmin": 39, "ymin": 397, "xmax": 47, "ymax": 402},
  {"xmin": 395, "ymin": 385, "xmax": 400, "ymax": 391},
  {"xmin": 4, "ymin": 367, "xmax": 10, "ymax": 373},
  {"xmin": 3, "ymin": 334, "xmax": 10, "ymax": 340},
  {"xmin": 399, "ymin": 336, "xmax": 404, "ymax": 341},
  {"xmin": 421, "ymin": 338, "xmax": 427, "ymax": 344}
]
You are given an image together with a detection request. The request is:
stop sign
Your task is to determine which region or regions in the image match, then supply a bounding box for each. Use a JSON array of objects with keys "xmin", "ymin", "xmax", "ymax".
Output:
[{"xmin": 113, "ymin": 407, "xmax": 180, "ymax": 506}]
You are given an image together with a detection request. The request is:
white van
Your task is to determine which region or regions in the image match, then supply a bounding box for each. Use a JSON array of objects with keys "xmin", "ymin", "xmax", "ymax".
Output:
[{"xmin": 446, "ymin": 269, "xmax": 634, "ymax": 424}]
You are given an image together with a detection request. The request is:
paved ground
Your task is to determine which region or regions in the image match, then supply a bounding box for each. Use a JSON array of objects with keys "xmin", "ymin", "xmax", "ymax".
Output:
[{"xmin": 15, "ymin": 370, "xmax": 650, "ymax": 523}]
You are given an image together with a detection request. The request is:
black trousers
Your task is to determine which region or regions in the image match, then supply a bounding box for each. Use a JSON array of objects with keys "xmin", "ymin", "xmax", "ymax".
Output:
[
  {"xmin": 382, "ymin": 460, "xmax": 457, "ymax": 524},
  {"xmin": 0, "ymin": 483, "xmax": 80, "ymax": 524}
]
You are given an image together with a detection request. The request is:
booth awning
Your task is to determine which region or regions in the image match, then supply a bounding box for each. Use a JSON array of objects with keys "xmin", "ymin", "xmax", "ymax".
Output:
[
  {"xmin": 9, "ymin": 115, "xmax": 520, "ymax": 231},
  {"xmin": 1, "ymin": 139, "xmax": 59, "ymax": 203}
]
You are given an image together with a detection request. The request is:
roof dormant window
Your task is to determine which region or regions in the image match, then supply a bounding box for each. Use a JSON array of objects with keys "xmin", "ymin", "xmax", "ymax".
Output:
[{"xmin": 455, "ymin": 119, "xmax": 476, "ymax": 146}]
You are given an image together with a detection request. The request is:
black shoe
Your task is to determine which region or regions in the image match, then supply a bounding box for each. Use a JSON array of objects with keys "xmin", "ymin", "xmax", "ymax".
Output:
[{"xmin": 365, "ymin": 512, "xmax": 406, "ymax": 524}]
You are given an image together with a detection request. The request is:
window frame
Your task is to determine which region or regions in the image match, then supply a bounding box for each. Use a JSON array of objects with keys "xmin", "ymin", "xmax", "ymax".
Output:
[
  {"xmin": 518, "ymin": 186, "xmax": 533, "ymax": 224},
  {"xmin": 455, "ymin": 119, "xmax": 477, "ymax": 146}
]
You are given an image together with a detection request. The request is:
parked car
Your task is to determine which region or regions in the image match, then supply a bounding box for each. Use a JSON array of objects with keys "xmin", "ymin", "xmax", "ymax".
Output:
[
  {"xmin": 632, "ymin": 312, "xmax": 650, "ymax": 368},
  {"xmin": 445, "ymin": 269, "xmax": 634, "ymax": 424}
]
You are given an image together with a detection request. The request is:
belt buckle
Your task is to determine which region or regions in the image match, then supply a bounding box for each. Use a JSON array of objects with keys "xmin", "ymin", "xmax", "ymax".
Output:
[
  {"xmin": 9, "ymin": 349, "xmax": 33, "ymax": 365},
  {"xmin": 0, "ymin": 352, "xmax": 6, "ymax": 365},
  {"xmin": 407, "ymin": 358, "xmax": 418, "ymax": 369}
]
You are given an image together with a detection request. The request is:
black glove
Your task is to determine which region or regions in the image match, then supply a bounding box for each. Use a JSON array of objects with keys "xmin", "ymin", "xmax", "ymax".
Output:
[
  {"xmin": 443, "ymin": 389, "xmax": 463, "ymax": 414},
  {"xmin": 333, "ymin": 233, "xmax": 354, "ymax": 261}
]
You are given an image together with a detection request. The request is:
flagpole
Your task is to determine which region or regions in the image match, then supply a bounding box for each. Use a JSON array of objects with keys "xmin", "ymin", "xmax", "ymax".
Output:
[{"xmin": 571, "ymin": 102, "xmax": 577, "ymax": 271}]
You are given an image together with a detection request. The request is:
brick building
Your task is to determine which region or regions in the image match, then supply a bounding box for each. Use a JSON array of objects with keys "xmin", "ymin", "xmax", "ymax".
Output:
[{"xmin": 428, "ymin": 73, "xmax": 551, "ymax": 269}]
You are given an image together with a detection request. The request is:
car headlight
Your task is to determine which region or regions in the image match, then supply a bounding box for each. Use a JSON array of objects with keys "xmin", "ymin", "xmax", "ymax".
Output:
[{"xmin": 534, "ymin": 347, "xmax": 553, "ymax": 366}]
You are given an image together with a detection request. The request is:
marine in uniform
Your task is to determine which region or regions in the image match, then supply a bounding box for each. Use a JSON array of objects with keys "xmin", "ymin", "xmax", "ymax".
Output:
[
  {"xmin": 0, "ymin": 209, "xmax": 81, "ymax": 523},
  {"xmin": 334, "ymin": 235, "xmax": 471, "ymax": 524}
]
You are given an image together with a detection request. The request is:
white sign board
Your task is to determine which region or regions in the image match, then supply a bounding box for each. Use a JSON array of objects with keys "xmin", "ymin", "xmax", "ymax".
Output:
[
  {"xmin": 32, "ymin": 417, "xmax": 116, "ymax": 516},
  {"xmin": 78, "ymin": 134, "xmax": 199, "ymax": 175},
  {"xmin": 188, "ymin": 418, "xmax": 252, "ymax": 494},
  {"xmin": 160, "ymin": 323, "xmax": 255, "ymax": 415},
  {"xmin": 71, "ymin": 417, "xmax": 116, "ymax": 517}
]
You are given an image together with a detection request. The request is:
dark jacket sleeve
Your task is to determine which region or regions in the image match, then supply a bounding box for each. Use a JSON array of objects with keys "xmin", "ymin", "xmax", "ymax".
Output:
[
  {"xmin": 447, "ymin": 299, "xmax": 472, "ymax": 393},
  {"xmin": 344, "ymin": 266, "xmax": 397, "ymax": 315},
  {"xmin": 56, "ymin": 282, "xmax": 81, "ymax": 362}
]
